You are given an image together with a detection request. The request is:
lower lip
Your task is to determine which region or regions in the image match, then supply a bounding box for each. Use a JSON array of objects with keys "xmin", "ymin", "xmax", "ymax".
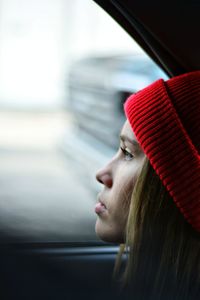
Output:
[{"xmin": 95, "ymin": 202, "xmax": 107, "ymax": 215}]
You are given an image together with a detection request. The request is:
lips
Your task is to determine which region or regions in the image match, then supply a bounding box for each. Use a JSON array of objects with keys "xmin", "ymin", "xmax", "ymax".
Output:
[{"xmin": 95, "ymin": 200, "xmax": 107, "ymax": 215}]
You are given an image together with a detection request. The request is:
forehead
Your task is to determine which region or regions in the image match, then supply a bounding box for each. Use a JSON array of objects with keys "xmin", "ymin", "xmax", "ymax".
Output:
[{"xmin": 121, "ymin": 120, "xmax": 137, "ymax": 141}]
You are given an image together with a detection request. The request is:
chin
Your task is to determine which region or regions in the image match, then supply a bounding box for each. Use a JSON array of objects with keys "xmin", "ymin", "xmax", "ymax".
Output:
[{"xmin": 95, "ymin": 220, "xmax": 124, "ymax": 244}]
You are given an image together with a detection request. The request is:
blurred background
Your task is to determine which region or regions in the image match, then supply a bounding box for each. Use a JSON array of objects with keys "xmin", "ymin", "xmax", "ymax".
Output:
[{"xmin": 0, "ymin": 0, "xmax": 167, "ymax": 242}]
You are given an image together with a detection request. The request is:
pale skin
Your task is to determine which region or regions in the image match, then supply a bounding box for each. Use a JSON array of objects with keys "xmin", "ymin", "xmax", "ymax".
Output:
[{"xmin": 95, "ymin": 120, "xmax": 145, "ymax": 243}]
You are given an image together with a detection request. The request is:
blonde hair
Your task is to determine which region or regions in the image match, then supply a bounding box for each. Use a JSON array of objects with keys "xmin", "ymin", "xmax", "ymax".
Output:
[{"xmin": 115, "ymin": 158, "xmax": 200, "ymax": 299}]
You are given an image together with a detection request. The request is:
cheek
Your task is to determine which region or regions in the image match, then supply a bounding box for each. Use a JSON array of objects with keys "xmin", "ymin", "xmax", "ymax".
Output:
[
  {"xmin": 114, "ymin": 164, "xmax": 139, "ymax": 197},
  {"xmin": 113, "ymin": 164, "xmax": 142, "ymax": 214},
  {"xmin": 116, "ymin": 180, "xmax": 132, "ymax": 210}
]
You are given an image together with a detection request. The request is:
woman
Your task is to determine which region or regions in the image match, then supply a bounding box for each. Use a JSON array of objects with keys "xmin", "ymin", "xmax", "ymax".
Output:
[{"xmin": 95, "ymin": 71, "xmax": 200, "ymax": 299}]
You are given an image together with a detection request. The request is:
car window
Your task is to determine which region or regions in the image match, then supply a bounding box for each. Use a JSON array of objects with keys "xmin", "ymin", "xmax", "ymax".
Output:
[{"xmin": 0, "ymin": 0, "xmax": 168, "ymax": 243}]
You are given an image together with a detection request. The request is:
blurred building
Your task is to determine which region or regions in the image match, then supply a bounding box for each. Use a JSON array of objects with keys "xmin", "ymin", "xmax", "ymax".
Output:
[{"xmin": 0, "ymin": 0, "xmax": 141, "ymax": 110}]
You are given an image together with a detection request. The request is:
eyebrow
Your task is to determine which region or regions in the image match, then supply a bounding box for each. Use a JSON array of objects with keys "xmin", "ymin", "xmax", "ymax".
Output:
[{"xmin": 119, "ymin": 134, "xmax": 140, "ymax": 149}]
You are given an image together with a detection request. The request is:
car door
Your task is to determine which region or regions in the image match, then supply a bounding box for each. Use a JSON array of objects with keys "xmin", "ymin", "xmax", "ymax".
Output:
[{"xmin": 0, "ymin": 1, "xmax": 199, "ymax": 300}]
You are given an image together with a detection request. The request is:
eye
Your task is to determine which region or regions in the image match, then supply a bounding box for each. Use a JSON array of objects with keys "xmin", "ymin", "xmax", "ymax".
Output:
[{"xmin": 120, "ymin": 147, "xmax": 134, "ymax": 161}]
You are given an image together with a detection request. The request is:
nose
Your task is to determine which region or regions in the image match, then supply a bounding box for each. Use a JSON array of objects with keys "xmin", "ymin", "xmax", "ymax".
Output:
[{"xmin": 96, "ymin": 164, "xmax": 113, "ymax": 188}]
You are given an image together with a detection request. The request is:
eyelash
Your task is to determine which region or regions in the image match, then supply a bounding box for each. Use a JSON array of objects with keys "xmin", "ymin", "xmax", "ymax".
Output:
[{"xmin": 120, "ymin": 147, "xmax": 134, "ymax": 161}]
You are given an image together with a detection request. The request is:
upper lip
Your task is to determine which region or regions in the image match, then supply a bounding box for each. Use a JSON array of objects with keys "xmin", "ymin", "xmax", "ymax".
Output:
[{"xmin": 98, "ymin": 195, "xmax": 107, "ymax": 208}]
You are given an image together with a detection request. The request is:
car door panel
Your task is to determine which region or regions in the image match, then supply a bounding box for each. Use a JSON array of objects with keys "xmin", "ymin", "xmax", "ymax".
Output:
[{"xmin": 0, "ymin": 242, "xmax": 120, "ymax": 300}]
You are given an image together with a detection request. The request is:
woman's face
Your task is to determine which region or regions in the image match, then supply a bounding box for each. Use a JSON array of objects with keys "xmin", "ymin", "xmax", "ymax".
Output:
[{"xmin": 95, "ymin": 120, "xmax": 145, "ymax": 243}]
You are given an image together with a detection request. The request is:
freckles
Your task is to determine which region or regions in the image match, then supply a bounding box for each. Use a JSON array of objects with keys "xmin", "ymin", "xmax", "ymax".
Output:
[
  {"xmin": 121, "ymin": 170, "xmax": 140, "ymax": 211},
  {"xmin": 114, "ymin": 180, "xmax": 132, "ymax": 212},
  {"xmin": 121, "ymin": 186, "xmax": 133, "ymax": 213},
  {"xmin": 112, "ymin": 163, "xmax": 142, "ymax": 209}
]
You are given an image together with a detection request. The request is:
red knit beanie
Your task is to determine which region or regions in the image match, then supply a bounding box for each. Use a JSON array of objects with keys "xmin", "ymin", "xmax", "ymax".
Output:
[{"xmin": 124, "ymin": 71, "xmax": 200, "ymax": 232}]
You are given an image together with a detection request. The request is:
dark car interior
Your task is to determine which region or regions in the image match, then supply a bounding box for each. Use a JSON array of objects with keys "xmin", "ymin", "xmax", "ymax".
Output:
[
  {"xmin": 0, "ymin": 1, "xmax": 199, "ymax": 299},
  {"xmin": 95, "ymin": 0, "xmax": 200, "ymax": 76}
]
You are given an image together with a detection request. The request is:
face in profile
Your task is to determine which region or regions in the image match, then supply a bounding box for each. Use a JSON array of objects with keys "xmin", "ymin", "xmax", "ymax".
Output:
[{"xmin": 95, "ymin": 120, "xmax": 145, "ymax": 243}]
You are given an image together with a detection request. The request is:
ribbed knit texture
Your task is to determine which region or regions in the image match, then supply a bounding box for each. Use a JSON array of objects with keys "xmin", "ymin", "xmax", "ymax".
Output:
[{"xmin": 124, "ymin": 71, "xmax": 200, "ymax": 232}]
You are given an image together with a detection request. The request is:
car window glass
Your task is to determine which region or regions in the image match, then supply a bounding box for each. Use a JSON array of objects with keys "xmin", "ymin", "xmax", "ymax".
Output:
[{"xmin": 0, "ymin": 0, "xmax": 168, "ymax": 243}]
